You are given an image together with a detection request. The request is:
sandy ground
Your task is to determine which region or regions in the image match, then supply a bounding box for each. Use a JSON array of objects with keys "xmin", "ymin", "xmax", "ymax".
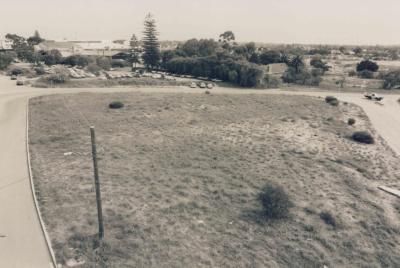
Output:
[
  {"xmin": 0, "ymin": 73, "xmax": 399, "ymax": 267},
  {"xmin": 29, "ymin": 92, "xmax": 400, "ymax": 267}
]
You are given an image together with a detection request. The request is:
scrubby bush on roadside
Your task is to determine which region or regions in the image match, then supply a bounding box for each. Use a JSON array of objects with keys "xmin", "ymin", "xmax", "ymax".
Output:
[
  {"xmin": 109, "ymin": 101, "xmax": 124, "ymax": 109},
  {"xmin": 259, "ymin": 184, "xmax": 293, "ymax": 219},
  {"xmin": 46, "ymin": 67, "xmax": 70, "ymax": 84},
  {"xmin": 325, "ymin": 96, "xmax": 339, "ymax": 106},
  {"xmin": 319, "ymin": 211, "xmax": 337, "ymax": 227},
  {"xmin": 11, "ymin": 68, "xmax": 23, "ymax": 75},
  {"xmin": 262, "ymin": 75, "xmax": 281, "ymax": 88},
  {"xmin": 356, "ymin": 60, "xmax": 379, "ymax": 72},
  {"xmin": 111, "ymin": 59, "xmax": 130, "ymax": 68},
  {"xmin": 96, "ymin": 57, "xmax": 112, "ymax": 70},
  {"xmin": 34, "ymin": 66, "xmax": 46, "ymax": 75},
  {"xmin": 282, "ymin": 67, "xmax": 322, "ymax": 86},
  {"xmin": 87, "ymin": 63, "xmax": 102, "ymax": 75},
  {"xmin": 0, "ymin": 52, "xmax": 14, "ymax": 70},
  {"xmin": 381, "ymin": 70, "xmax": 400, "ymax": 89},
  {"xmin": 358, "ymin": 70, "xmax": 374, "ymax": 79},
  {"xmin": 351, "ymin": 131, "xmax": 374, "ymax": 144},
  {"xmin": 62, "ymin": 55, "xmax": 90, "ymax": 67},
  {"xmin": 348, "ymin": 70, "xmax": 357, "ymax": 77},
  {"xmin": 348, "ymin": 118, "xmax": 356, "ymax": 126}
]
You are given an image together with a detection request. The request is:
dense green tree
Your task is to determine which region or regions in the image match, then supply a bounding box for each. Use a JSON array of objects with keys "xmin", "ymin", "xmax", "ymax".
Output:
[
  {"xmin": 356, "ymin": 60, "xmax": 379, "ymax": 72},
  {"xmin": 310, "ymin": 56, "xmax": 331, "ymax": 73},
  {"xmin": 129, "ymin": 34, "xmax": 141, "ymax": 68},
  {"xmin": 43, "ymin": 49, "xmax": 62, "ymax": 66},
  {"xmin": 142, "ymin": 13, "xmax": 161, "ymax": 69},
  {"xmin": 259, "ymin": 50, "xmax": 282, "ymax": 65},
  {"xmin": 219, "ymin": 31, "xmax": 235, "ymax": 43},
  {"xmin": 0, "ymin": 52, "xmax": 14, "ymax": 70},
  {"xmin": 288, "ymin": 55, "xmax": 304, "ymax": 73},
  {"xmin": 27, "ymin": 30, "xmax": 44, "ymax": 46}
]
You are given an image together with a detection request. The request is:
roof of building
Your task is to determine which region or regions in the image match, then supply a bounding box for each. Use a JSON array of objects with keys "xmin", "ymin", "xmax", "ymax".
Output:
[{"xmin": 0, "ymin": 37, "xmax": 13, "ymax": 50}]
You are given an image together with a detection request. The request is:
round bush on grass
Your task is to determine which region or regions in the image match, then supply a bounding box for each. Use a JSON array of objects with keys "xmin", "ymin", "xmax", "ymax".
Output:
[
  {"xmin": 348, "ymin": 118, "xmax": 356, "ymax": 126},
  {"xmin": 325, "ymin": 96, "xmax": 339, "ymax": 106},
  {"xmin": 109, "ymin": 101, "xmax": 124, "ymax": 109},
  {"xmin": 351, "ymin": 131, "xmax": 374, "ymax": 144},
  {"xmin": 259, "ymin": 184, "xmax": 293, "ymax": 219}
]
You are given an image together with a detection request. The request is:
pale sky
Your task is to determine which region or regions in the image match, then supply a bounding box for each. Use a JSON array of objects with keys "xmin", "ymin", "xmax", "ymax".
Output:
[{"xmin": 1, "ymin": 0, "xmax": 399, "ymax": 45}]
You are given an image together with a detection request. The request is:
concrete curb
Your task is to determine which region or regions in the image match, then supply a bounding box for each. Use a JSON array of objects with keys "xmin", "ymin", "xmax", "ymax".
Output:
[{"xmin": 26, "ymin": 97, "xmax": 59, "ymax": 268}]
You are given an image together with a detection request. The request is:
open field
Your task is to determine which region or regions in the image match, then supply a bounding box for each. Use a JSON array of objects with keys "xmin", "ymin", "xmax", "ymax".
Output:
[{"xmin": 29, "ymin": 92, "xmax": 400, "ymax": 267}]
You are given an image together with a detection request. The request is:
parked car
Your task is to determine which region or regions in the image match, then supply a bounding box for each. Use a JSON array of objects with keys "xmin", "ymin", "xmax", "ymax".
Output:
[
  {"xmin": 364, "ymin": 92, "xmax": 383, "ymax": 101},
  {"xmin": 190, "ymin": 82, "xmax": 197, "ymax": 88},
  {"xmin": 11, "ymin": 75, "xmax": 17, "ymax": 80},
  {"xmin": 16, "ymin": 79, "xmax": 24, "ymax": 86},
  {"xmin": 207, "ymin": 83, "xmax": 214, "ymax": 89},
  {"xmin": 199, "ymin": 82, "xmax": 206, "ymax": 88}
]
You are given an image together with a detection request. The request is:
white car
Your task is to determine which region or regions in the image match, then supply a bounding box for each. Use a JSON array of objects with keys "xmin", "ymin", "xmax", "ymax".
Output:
[
  {"xmin": 190, "ymin": 82, "xmax": 197, "ymax": 88},
  {"xmin": 199, "ymin": 82, "xmax": 206, "ymax": 88},
  {"xmin": 364, "ymin": 92, "xmax": 383, "ymax": 101}
]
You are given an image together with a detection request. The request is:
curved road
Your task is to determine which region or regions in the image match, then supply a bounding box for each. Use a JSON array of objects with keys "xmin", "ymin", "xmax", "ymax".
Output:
[{"xmin": 0, "ymin": 75, "xmax": 399, "ymax": 267}]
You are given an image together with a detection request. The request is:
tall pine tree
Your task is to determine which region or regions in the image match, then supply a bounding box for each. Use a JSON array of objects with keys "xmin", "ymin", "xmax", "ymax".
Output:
[
  {"xmin": 129, "ymin": 34, "xmax": 141, "ymax": 69},
  {"xmin": 142, "ymin": 13, "xmax": 161, "ymax": 69}
]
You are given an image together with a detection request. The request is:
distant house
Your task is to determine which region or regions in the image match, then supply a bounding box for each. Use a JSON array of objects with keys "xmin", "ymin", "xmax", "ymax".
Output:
[
  {"xmin": 34, "ymin": 40, "xmax": 131, "ymax": 57},
  {"xmin": 34, "ymin": 41, "xmax": 82, "ymax": 57},
  {"xmin": 0, "ymin": 37, "xmax": 13, "ymax": 51},
  {"xmin": 264, "ymin": 63, "xmax": 288, "ymax": 75},
  {"xmin": 111, "ymin": 52, "xmax": 131, "ymax": 61}
]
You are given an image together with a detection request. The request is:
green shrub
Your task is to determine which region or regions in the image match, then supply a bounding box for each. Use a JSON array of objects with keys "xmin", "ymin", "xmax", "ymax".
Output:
[
  {"xmin": 325, "ymin": 96, "xmax": 339, "ymax": 106},
  {"xmin": 11, "ymin": 68, "xmax": 23, "ymax": 75},
  {"xmin": 319, "ymin": 211, "xmax": 337, "ymax": 227},
  {"xmin": 348, "ymin": 70, "xmax": 357, "ymax": 77},
  {"xmin": 348, "ymin": 118, "xmax": 356, "ymax": 126},
  {"xmin": 382, "ymin": 70, "xmax": 400, "ymax": 89},
  {"xmin": 109, "ymin": 101, "xmax": 124, "ymax": 109},
  {"xmin": 87, "ymin": 63, "xmax": 102, "ymax": 75},
  {"xmin": 46, "ymin": 66, "xmax": 70, "ymax": 84},
  {"xmin": 259, "ymin": 184, "xmax": 293, "ymax": 219},
  {"xmin": 351, "ymin": 131, "xmax": 374, "ymax": 144},
  {"xmin": 34, "ymin": 66, "xmax": 46, "ymax": 75},
  {"xmin": 358, "ymin": 70, "xmax": 374, "ymax": 79}
]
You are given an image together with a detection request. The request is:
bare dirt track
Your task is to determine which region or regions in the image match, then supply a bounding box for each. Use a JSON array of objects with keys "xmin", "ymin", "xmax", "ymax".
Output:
[
  {"xmin": 0, "ymin": 73, "xmax": 399, "ymax": 267},
  {"xmin": 29, "ymin": 92, "xmax": 400, "ymax": 267}
]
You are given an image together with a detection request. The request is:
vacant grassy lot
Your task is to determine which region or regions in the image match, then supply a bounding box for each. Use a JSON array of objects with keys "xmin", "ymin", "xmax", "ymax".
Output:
[{"xmin": 29, "ymin": 92, "xmax": 400, "ymax": 267}]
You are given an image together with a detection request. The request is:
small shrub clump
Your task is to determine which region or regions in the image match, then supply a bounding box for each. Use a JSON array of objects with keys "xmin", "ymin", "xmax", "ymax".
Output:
[
  {"xmin": 259, "ymin": 184, "xmax": 293, "ymax": 219},
  {"xmin": 325, "ymin": 96, "xmax": 339, "ymax": 106},
  {"xmin": 351, "ymin": 131, "xmax": 374, "ymax": 144},
  {"xmin": 319, "ymin": 211, "xmax": 337, "ymax": 227},
  {"xmin": 109, "ymin": 101, "xmax": 124, "ymax": 109},
  {"xmin": 348, "ymin": 118, "xmax": 356, "ymax": 126}
]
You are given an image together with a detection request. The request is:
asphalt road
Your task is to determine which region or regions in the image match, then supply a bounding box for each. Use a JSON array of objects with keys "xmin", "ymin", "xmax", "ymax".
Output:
[{"xmin": 0, "ymin": 75, "xmax": 399, "ymax": 267}]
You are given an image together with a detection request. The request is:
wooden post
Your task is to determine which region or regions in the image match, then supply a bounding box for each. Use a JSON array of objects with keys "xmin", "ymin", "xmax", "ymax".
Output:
[{"xmin": 90, "ymin": 126, "xmax": 104, "ymax": 241}]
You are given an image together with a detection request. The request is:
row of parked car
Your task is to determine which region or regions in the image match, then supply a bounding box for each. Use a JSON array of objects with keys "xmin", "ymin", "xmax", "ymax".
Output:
[
  {"xmin": 190, "ymin": 82, "xmax": 214, "ymax": 89},
  {"xmin": 10, "ymin": 75, "xmax": 24, "ymax": 85}
]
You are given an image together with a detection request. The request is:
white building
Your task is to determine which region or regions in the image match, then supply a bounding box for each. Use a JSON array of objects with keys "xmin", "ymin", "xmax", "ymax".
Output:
[
  {"xmin": 34, "ymin": 40, "xmax": 131, "ymax": 57},
  {"xmin": 0, "ymin": 36, "xmax": 13, "ymax": 51}
]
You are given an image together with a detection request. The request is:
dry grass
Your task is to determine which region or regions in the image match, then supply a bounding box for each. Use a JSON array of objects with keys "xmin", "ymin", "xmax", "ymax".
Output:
[
  {"xmin": 32, "ymin": 77, "xmax": 191, "ymax": 88},
  {"xmin": 29, "ymin": 92, "xmax": 400, "ymax": 267}
]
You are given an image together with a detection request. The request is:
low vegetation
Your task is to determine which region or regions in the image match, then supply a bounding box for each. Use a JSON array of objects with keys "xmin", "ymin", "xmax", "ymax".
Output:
[
  {"xmin": 325, "ymin": 96, "xmax": 339, "ymax": 106},
  {"xmin": 29, "ymin": 93, "xmax": 400, "ymax": 267},
  {"xmin": 348, "ymin": 118, "xmax": 356, "ymax": 126},
  {"xmin": 259, "ymin": 184, "xmax": 293, "ymax": 219},
  {"xmin": 319, "ymin": 211, "xmax": 337, "ymax": 228},
  {"xmin": 351, "ymin": 131, "xmax": 375, "ymax": 144},
  {"xmin": 108, "ymin": 101, "xmax": 124, "ymax": 109}
]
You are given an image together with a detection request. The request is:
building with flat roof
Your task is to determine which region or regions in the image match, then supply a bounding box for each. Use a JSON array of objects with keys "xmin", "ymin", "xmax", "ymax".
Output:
[
  {"xmin": 34, "ymin": 40, "xmax": 131, "ymax": 57},
  {"xmin": 0, "ymin": 37, "xmax": 13, "ymax": 51}
]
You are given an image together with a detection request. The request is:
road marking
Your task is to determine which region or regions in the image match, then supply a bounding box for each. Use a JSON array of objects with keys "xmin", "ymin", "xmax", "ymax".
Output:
[{"xmin": 378, "ymin": 186, "xmax": 400, "ymax": 198}]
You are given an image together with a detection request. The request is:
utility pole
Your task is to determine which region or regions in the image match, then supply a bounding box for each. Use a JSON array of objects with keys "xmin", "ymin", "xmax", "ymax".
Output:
[{"xmin": 90, "ymin": 126, "xmax": 104, "ymax": 241}]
